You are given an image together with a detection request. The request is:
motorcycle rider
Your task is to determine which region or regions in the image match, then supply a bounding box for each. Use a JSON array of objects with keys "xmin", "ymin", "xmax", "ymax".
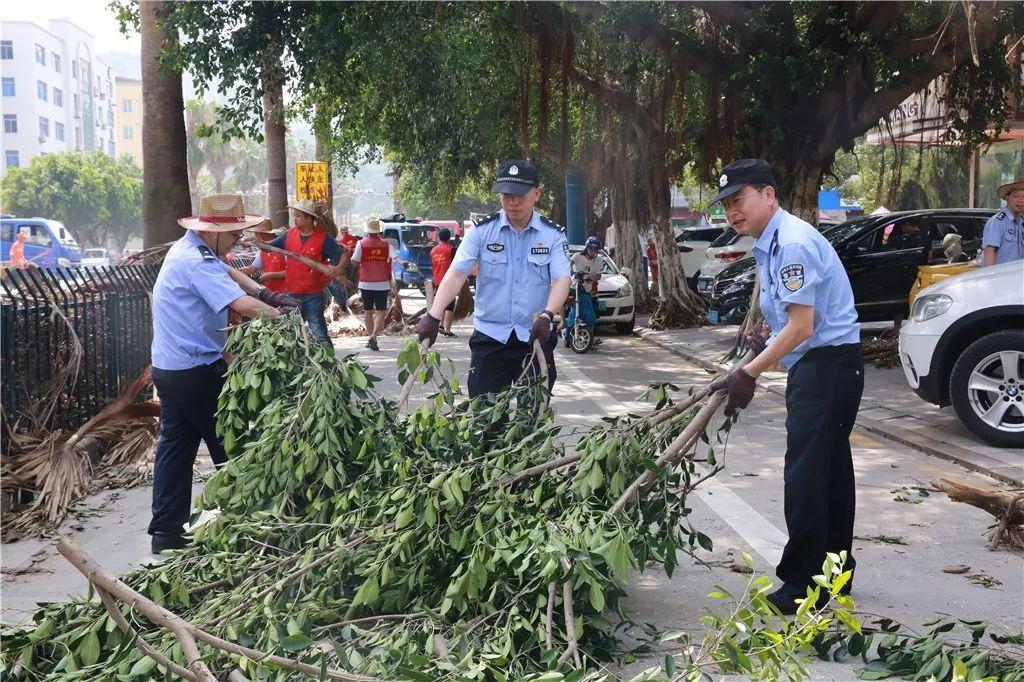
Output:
[{"xmin": 567, "ymin": 236, "xmax": 604, "ymax": 346}]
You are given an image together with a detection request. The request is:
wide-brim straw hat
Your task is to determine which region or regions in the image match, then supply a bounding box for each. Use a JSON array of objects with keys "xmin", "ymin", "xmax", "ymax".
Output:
[
  {"xmin": 365, "ymin": 217, "xmax": 382, "ymax": 234},
  {"xmin": 249, "ymin": 219, "xmax": 281, "ymax": 236},
  {"xmin": 288, "ymin": 198, "xmax": 321, "ymax": 219},
  {"xmin": 997, "ymin": 176, "xmax": 1024, "ymax": 199},
  {"xmin": 178, "ymin": 194, "xmax": 267, "ymax": 232}
]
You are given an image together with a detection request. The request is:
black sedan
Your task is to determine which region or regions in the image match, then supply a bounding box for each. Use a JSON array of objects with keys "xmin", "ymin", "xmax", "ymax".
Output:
[{"xmin": 706, "ymin": 208, "xmax": 996, "ymax": 325}]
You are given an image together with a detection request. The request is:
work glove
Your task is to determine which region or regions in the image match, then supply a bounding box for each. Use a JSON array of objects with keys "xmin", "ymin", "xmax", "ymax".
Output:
[
  {"xmin": 529, "ymin": 314, "xmax": 553, "ymax": 346},
  {"xmin": 746, "ymin": 329, "xmax": 768, "ymax": 357},
  {"xmin": 257, "ymin": 288, "xmax": 299, "ymax": 310},
  {"xmin": 709, "ymin": 368, "xmax": 756, "ymax": 416},
  {"xmin": 417, "ymin": 313, "xmax": 441, "ymax": 346}
]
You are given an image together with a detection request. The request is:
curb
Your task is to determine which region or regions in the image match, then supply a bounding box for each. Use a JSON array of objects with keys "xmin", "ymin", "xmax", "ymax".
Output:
[{"xmin": 633, "ymin": 327, "xmax": 1024, "ymax": 487}]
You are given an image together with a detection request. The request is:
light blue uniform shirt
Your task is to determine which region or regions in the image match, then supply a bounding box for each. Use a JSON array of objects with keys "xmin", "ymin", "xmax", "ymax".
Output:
[
  {"xmin": 982, "ymin": 210, "xmax": 1024, "ymax": 265},
  {"xmin": 151, "ymin": 231, "xmax": 246, "ymax": 370},
  {"xmin": 752, "ymin": 209, "xmax": 860, "ymax": 370},
  {"xmin": 451, "ymin": 210, "xmax": 570, "ymax": 343}
]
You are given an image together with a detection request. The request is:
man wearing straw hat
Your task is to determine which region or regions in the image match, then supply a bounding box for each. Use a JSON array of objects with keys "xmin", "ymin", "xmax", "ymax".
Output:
[
  {"xmin": 350, "ymin": 217, "xmax": 398, "ymax": 351},
  {"xmin": 240, "ymin": 219, "xmax": 286, "ymax": 292},
  {"xmin": 267, "ymin": 198, "xmax": 344, "ymax": 347},
  {"xmin": 982, "ymin": 177, "xmax": 1024, "ymax": 266},
  {"xmin": 150, "ymin": 193, "xmax": 296, "ymax": 554}
]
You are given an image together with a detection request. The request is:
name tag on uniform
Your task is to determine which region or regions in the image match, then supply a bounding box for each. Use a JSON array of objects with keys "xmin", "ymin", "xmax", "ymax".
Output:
[
  {"xmin": 530, "ymin": 246, "xmax": 550, "ymax": 255},
  {"xmin": 779, "ymin": 263, "xmax": 805, "ymax": 292},
  {"xmin": 486, "ymin": 242, "xmax": 505, "ymax": 252}
]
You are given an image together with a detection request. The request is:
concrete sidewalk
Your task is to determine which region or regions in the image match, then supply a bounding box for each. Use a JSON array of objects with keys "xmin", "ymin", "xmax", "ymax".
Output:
[{"xmin": 633, "ymin": 321, "xmax": 1024, "ymax": 486}]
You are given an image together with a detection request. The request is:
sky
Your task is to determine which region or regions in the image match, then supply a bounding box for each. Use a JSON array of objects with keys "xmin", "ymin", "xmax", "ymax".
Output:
[{"xmin": 4, "ymin": 0, "xmax": 140, "ymax": 54}]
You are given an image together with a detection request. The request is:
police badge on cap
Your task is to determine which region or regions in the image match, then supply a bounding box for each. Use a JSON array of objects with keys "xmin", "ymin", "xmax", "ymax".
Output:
[
  {"xmin": 712, "ymin": 159, "xmax": 777, "ymax": 204},
  {"xmin": 492, "ymin": 159, "xmax": 540, "ymax": 195}
]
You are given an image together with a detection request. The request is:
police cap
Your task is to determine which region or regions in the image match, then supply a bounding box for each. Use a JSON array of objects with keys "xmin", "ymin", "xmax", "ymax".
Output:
[
  {"xmin": 713, "ymin": 159, "xmax": 777, "ymax": 204},
  {"xmin": 492, "ymin": 159, "xmax": 540, "ymax": 195}
]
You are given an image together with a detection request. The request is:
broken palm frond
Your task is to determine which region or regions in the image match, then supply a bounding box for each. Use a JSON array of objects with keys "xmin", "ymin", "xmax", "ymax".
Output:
[
  {"xmin": 63, "ymin": 366, "xmax": 155, "ymax": 452},
  {"xmin": 452, "ymin": 282, "xmax": 474, "ymax": 322},
  {"xmin": 4, "ymin": 315, "xmax": 851, "ymax": 681},
  {"xmin": 120, "ymin": 240, "xmax": 176, "ymax": 265},
  {"xmin": 933, "ymin": 477, "xmax": 1024, "ymax": 550},
  {"xmin": 2, "ymin": 419, "xmax": 156, "ymax": 541}
]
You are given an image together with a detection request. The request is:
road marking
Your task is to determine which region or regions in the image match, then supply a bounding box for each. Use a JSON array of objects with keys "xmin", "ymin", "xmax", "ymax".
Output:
[{"xmin": 556, "ymin": 349, "xmax": 789, "ymax": 565}]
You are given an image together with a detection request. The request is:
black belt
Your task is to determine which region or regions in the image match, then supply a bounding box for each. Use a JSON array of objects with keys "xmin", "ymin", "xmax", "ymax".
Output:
[{"xmin": 801, "ymin": 342, "xmax": 861, "ymax": 360}]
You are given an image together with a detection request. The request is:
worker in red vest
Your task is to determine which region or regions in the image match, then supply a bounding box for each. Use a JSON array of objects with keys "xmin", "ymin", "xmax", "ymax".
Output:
[
  {"xmin": 350, "ymin": 217, "xmax": 396, "ymax": 351},
  {"xmin": 241, "ymin": 220, "xmax": 286, "ymax": 292},
  {"xmin": 267, "ymin": 199, "xmax": 343, "ymax": 347},
  {"xmin": 429, "ymin": 228, "xmax": 457, "ymax": 337},
  {"xmin": 646, "ymin": 237, "xmax": 659, "ymax": 286}
]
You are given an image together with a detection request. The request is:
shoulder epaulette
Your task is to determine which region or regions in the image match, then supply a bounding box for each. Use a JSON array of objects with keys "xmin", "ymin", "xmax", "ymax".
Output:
[
  {"xmin": 995, "ymin": 211, "xmax": 1006, "ymax": 221},
  {"xmin": 196, "ymin": 244, "xmax": 218, "ymax": 261},
  {"xmin": 538, "ymin": 215, "xmax": 566, "ymax": 233},
  {"xmin": 473, "ymin": 212, "xmax": 500, "ymax": 227}
]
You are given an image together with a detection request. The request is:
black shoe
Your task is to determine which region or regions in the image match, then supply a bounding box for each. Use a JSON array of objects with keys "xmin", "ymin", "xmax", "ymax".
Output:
[
  {"xmin": 368, "ymin": 337, "xmax": 379, "ymax": 351},
  {"xmin": 151, "ymin": 533, "xmax": 188, "ymax": 554},
  {"xmin": 439, "ymin": 328, "xmax": 455, "ymax": 337}
]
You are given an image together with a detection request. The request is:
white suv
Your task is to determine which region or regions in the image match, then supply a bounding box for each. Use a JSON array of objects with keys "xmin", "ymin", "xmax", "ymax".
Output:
[{"xmin": 899, "ymin": 260, "xmax": 1024, "ymax": 447}]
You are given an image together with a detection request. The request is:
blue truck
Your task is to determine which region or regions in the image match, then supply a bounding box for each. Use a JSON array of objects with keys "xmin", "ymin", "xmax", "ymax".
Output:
[{"xmin": 1, "ymin": 216, "xmax": 82, "ymax": 268}]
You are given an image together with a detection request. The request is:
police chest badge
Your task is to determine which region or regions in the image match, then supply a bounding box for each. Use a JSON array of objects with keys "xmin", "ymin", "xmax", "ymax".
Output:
[
  {"xmin": 486, "ymin": 242, "xmax": 505, "ymax": 252},
  {"xmin": 530, "ymin": 245, "xmax": 550, "ymax": 255},
  {"xmin": 779, "ymin": 263, "xmax": 805, "ymax": 292}
]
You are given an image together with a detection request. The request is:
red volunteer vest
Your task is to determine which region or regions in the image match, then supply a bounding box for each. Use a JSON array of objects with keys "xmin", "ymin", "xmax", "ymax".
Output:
[
  {"xmin": 339, "ymin": 233, "xmax": 358, "ymax": 254},
  {"xmin": 261, "ymin": 250, "xmax": 287, "ymax": 292},
  {"xmin": 358, "ymin": 235, "xmax": 391, "ymax": 283},
  {"xmin": 284, "ymin": 227, "xmax": 330, "ymax": 294},
  {"xmin": 430, "ymin": 241, "xmax": 454, "ymax": 286}
]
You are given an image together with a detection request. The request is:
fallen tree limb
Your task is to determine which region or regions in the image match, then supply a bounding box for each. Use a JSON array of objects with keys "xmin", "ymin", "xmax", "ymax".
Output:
[
  {"xmin": 933, "ymin": 478, "xmax": 1024, "ymax": 549},
  {"xmin": 248, "ymin": 241, "xmax": 353, "ymax": 288},
  {"xmin": 56, "ymin": 538, "xmax": 384, "ymax": 682}
]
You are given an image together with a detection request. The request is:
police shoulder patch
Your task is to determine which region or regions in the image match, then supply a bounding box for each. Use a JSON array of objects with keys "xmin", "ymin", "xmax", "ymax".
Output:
[
  {"xmin": 473, "ymin": 212, "xmax": 500, "ymax": 227},
  {"xmin": 779, "ymin": 263, "xmax": 805, "ymax": 292},
  {"xmin": 486, "ymin": 242, "xmax": 505, "ymax": 252},
  {"xmin": 996, "ymin": 211, "xmax": 1006, "ymax": 221},
  {"xmin": 196, "ymin": 244, "xmax": 218, "ymax": 261}
]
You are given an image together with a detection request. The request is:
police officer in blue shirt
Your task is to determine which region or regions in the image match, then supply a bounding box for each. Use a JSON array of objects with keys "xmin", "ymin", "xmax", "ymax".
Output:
[
  {"xmin": 708, "ymin": 159, "xmax": 863, "ymax": 614},
  {"xmin": 149, "ymin": 193, "xmax": 296, "ymax": 553},
  {"xmin": 417, "ymin": 159, "xmax": 571, "ymax": 396},
  {"xmin": 982, "ymin": 177, "xmax": 1024, "ymax": 266}
]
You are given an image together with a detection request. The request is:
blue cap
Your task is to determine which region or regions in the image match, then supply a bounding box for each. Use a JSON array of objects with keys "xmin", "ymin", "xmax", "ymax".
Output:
[{"xmin": 585, "ymin": 236, "xmax": 603, "ymax": 250}]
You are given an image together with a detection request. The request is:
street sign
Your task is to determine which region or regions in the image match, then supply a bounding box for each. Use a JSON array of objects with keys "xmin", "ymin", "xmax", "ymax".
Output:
[{"xmin": 295, "ymin": 161, "xmax": 329, "ymax": 202}]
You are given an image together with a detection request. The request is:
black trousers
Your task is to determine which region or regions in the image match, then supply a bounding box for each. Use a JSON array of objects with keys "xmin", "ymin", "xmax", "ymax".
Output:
[
  {"xmin": 776, "ymin": 343, "xmax": 864, "ymax": 587},
  {"xmin": 148, "ymin": 360, "xmax": 228, "ymax": 537},
  {"xmin": 467, "ymin": 330, "xmax": 557, "ymax": 398}
]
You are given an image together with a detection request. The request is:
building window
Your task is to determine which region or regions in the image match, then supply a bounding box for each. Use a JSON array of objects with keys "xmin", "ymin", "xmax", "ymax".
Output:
[
  {"xmin": 39, "ymin": 116, "xmax": 49, "ymax": 139},
  {"xmin": 107, "ymin": 110, "xmax": 113, "ymax": 127},
  {"xmin": 37, "ymin": 80, "xmax": 47, "ymax": 101},
  {"xmin": 53, "ymin": 53, "xmax": 61, "ymax": 73},
  {"xmin": 5, "ymin": 150, "xmax": 19, "ymax": 168},
  {"xmin": 71, "ymin": 59, "xmax": 77, "ymax": 78},
  {"xmin": 0, "ymin": 41, "xmax": 12, "ymax": 60},
  {"xmin": 73, "ymin": 93, "xmax": 79, "ymax": 115},
  {"xmin": 2, "ymin": 78, "xmax": 15, "ymax": 97},
  {"xmin": 34, "ymin": 44, "xmax": 45, "ymax": 65},
  {"xmin": 123, "ymin": 98, "xmax": 133, "ymax": 113},
  {"xmin": 123, "ymin": 124, "xmax": 133, "ymax": 139},
  {"xmin": 108, "ymin": 140, "xmax": 114, "ymax": 155},
  {"xmin": 107, "ymin": 81, "xmax": 113, "ymax": 97},
  {"xmin": 55, "ymin": 122, "xmax": 64, "ymax": 141},
  {"xmin": 3, "ymin": 114, "xmax": 16, "ymax": 133},
  {"xmin": 53, "ymin": 87, "xmax": 63, "ymax": 107},
  {"xmin": 74, "ymin": 126, "xmax": 81, "ymax": 148},
  {"xmin": 96, "ymin": 75, "xmax": 101, "ymax": 91}
]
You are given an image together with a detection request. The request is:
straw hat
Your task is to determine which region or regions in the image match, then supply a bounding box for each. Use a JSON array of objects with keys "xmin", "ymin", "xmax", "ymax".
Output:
[
  {"xmin": 289, "ymin": 198, "xmax": 320, "ymax": 219},
  {"xmin": 997, "ymin": 176, "xmax": 1024, "ymax": 199},
  {"xmin": 178, "ymin": 194, "xmax": 267, "ymax": 232},
  {"xmin": 365, "ymin": 217, "xmax": 382, "ymax": 234},
  {"xmin": 249, "ymin": 219, "xmax": 280, "ymax": 236}
]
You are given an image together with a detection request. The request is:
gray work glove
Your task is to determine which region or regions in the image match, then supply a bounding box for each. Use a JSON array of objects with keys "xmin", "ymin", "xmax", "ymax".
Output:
[{"xmin": 257, "ymin": 287, "xmax": 299, "ymax": 310}]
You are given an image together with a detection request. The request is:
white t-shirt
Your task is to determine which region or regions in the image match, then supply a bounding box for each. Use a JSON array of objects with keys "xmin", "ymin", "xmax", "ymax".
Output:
[
  {"xmin": 570, "ymin": 252, "xmax": 603, "ymax": 288},
  {"xmin": 352, "ymin": 239, "xmax": 399, "ymax": 291}
]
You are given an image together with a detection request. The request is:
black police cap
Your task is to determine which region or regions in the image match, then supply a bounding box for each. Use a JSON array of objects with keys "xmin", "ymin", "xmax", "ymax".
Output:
[
  {"xmin": 712, "ymin": 159, "xmax": 777, "ymax": 204},
  {"xmin": 491, "ymin": 159, "xmax": 540, "ymax": 195}
]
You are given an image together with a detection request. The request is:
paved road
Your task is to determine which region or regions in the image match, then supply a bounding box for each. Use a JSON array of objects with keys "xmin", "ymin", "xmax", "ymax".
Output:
[{"xmin": 3, "ymin": 302, "xmax": 1020, "ymax": 678}]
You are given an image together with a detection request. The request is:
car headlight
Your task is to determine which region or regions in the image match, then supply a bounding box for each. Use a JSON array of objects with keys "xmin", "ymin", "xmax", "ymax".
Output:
[
  {"xmin": 911, "ymin": 294, "xmax": 952, "ymax": 322},
  {"xmin": 734, "ymin": 270, "xmax": 756, "ymax": 283},
  {"xmin": 615, "ymin": 283, "xmax": 632, "ymax": 298}
]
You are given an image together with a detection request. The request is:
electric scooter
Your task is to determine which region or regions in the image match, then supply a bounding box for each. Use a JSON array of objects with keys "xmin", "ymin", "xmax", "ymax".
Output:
[{"xmin": 563, "ymin": 272, "xmax": 596, "ymax": 354}]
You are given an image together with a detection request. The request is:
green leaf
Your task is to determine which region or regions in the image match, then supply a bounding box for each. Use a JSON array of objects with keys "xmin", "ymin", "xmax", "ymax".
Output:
[
  {"xmin": 128, "ymin": 656, "xmax": 158, "ymax": 676},
  {"xmin": 588, "ymin": 581, "xmax": 605, "ymax": 612},
  {"xmin": 280, "ymin": 633, "xmax": 313, "ymax": 652},
  {"xmin": 78, "ymin": 630, "xmax": 100, "ymax": 666}
]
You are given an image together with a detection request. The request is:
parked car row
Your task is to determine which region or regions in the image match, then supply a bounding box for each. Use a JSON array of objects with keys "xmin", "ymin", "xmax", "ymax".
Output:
[{"xmin": 703, "ymin": 209, "xmax": 997, "ymax": 325}]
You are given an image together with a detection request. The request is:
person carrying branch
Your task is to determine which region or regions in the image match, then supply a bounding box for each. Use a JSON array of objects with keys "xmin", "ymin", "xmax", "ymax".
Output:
[
  {"xmin": 417, "ymin": 159, "xmax": 570, "ymax": 397},
  {"xmin": 267, "ymin": 198, "xmax": 344, "ymax": 347},
  {"xmin": 707, "ymin": 159, "xmax": 863, "ymax": 615},
  {"xmin": 150, "ymin": 193, "xmax": 296, "ymax": 554},
  {"xmin": 240, "ymin": 219, "xmax": 286, "ymax": 292},
  {"xmin": 429, "ymin": 227, "xmax": 457, "ymax": 337}
]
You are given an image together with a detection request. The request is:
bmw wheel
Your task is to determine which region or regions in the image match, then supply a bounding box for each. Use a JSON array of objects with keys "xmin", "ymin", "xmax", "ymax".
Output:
[{"xmin": 949, "ymin": 330, "xmax": 1024, "ymax": 447}]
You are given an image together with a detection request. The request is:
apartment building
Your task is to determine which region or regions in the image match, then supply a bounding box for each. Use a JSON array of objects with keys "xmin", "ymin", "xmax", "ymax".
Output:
[{"xmin": 116, "ymin": 75, "xmax": 141, "ymax": 164}]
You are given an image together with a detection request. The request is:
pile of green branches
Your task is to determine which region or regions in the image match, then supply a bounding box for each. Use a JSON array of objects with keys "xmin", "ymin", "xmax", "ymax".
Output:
[{"xmin": 3, "ymin": 315, "xmax": 862, "ymax": 680}]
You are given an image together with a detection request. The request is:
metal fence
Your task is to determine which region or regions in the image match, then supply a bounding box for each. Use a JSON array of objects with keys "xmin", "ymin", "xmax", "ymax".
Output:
[{"xmin": 1, "ymin": 265, "xmax": 160, "ymax": 432}]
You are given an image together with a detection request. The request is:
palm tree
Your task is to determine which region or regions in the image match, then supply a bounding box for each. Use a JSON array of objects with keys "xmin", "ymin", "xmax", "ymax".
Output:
[
  {"xmin": 262, "ymin": 53, "xmax": 288, "ymax": 228},
  {"xmin": 184, "ymin": 99, "xmax": 209, "ymax": 209},
  {"xmin": 140, "ymin": 1, "xmax": 190, "ymax": 247}
]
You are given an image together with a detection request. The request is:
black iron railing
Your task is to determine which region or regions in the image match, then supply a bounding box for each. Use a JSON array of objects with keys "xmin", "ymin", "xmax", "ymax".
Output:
[{"xmin": 1, "ymin": 265, "xmax": 160, "ymax": 432}]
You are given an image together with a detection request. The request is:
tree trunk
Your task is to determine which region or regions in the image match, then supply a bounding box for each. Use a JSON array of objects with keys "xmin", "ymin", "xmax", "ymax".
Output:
[
  {"xmin": 314, "ymin": 113, "xmax": 334, "ymax": 222},
  {"xmin": 262, "ymin": 57, "xmax": 288, "ymax": 228},
  {"xmin": 140, "ymin": 1, "xmax": 190, "ymax": 248},
  {"xmin": 778, "ymin": 160, "xmax": 823, "ymax": 227},
  {"xmin": 609, "ymin": 167, "xmax": 650, "ymax": 314}
]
